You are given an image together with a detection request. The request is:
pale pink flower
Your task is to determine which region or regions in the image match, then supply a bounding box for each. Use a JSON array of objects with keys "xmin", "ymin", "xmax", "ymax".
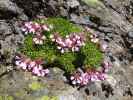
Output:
[
  {"xmin": 90, "ymin": 34, "xmax": 99, "ymax": 43},
  {"xmin": 42, "ymin": 25, "xmax": 50, "ymax": 31},
  {"xmin": 100, "ymin": 42, "xmax": 108, "ymax": 52},
  {"xmin": 33, "ymin": 34, "xmax": 46, "ymax": 45},
  {"xmin": 51, "ymin": 32, "xmax": 86, "ymax": 53},
  {"xmin": 15, "ymin": 54, "xmax": 49, "ymax": 77},
  {"xmin": 70, "ymin": 69, "xmax": 107, "ymax": 86},
  {"xmin": 21, "ymin": 21, "xmax": 51, "ymax": 35}
]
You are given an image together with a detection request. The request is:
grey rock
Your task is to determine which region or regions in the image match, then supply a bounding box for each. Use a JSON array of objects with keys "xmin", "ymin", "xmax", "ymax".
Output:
[
  {"xmin": 0, "ymin": 0, "xmax": 27, "ymax": 19},
  {"xmin": 0, "ymin": 21, "xmax": 24, "ymax": 66},
  {"xmin": 128, "ymin": 31, "xmax": 133, "ymax": 39},
  {"xmin": 0, "ymin": 70, "xmax": 87, "ymax": 100},
  {"xmin": 67, "ymin": 0, "xmax": 80, "ymax": 8},
  {"xmin": 0, "ymin": 21, "xmax": 12, "ymax": 37},
  {"xmin": 0, "ymin": 0, "xmax": 22, "ymax": 14}
]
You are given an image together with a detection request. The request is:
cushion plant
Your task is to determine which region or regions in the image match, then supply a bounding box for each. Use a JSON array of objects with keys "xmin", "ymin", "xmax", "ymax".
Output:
[
  {"xmin": 15, "ymin": 17, "xmax": 111, "ymax": 86},
  {"xmin": 19, "ymin": 18, "xmax": 103, "ymax": 73}
]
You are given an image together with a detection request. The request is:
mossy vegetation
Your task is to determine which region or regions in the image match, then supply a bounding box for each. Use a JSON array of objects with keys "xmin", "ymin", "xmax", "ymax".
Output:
[
  {"xmin": 35, "ymin": 18, "xmax": 83, "ymax": 37},
  {"xmin": 19, "ymin": 18, "xmax": 103, "ymax": 73},
  {"xmin": 29, "ymin": 82, "xmax": 45, "ymax": 91},
  {"xmin": 81, "ymin": 0, "xmax": 103, "ymax": 7},
  {"xmin": 81, "ymin": 42, "xmax": 103, "ymax": 68},
  {"xmin": 0, "ymin": 96, "xmax": 14, "ymax": 100},
  {"xmin": 38, "ymin": 96, "xmax": 59, "ymax": 100}
]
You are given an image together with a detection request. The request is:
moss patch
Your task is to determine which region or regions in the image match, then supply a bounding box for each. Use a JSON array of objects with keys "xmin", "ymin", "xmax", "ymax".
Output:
[
  {"xmin": 38, "ymin": 96, "xmax": 59, "ymax": 100},
  {"xmin": 0, "ymin": 96, "xmax": 14, "ymax": 100},
  {"xmin": 36, "ymin": 17, "xmax": 83, "ymax": 37},
  {"xmin": 81, "ymin": 42, "xmax": 103, "ymax": 68},
  {"xmin": 29, "ymin": 82, "xmax": 45, "ymax": 91},
  {"xmin": 81, "ymin": 0, "xmax": 103, "ymax": 7}
]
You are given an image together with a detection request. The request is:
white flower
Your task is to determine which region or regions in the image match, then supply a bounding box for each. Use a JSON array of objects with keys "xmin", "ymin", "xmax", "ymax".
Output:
[
  {"xmin": 70, "ymin": 76, "xmax": 75, "ymax": 80},
  {"xmin": 33, "ymin": 35, "xmax": 46, "ymax": 45},
  {"xmin": 15, "ymin": 60, "xmax": 21, "ymax": 66},
  {"xmin": 49, "ymin": 24, "xmax": 53, "ymax": 29},
  {"xmin": 57, "ymin": 46, "xmax": 62, "ymax": 50},
  {"xmin": 21, "ymin": 27, "xmax": 27, "ymax": 32},
  {"xmin": 91, "ymin": 38, "xmax": 99, "ymax": 43},
  {"xmin": 61, "ymin": 49, "xmax": 65, "ymax": 53},
  {"xmin": 72, "ymin": 80, "xmax": 76, "ymax": 85}
]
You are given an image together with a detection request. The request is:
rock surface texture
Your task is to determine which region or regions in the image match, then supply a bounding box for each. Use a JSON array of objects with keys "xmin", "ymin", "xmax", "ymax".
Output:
[{"xmin": 0, "ymin": 0, "xmax": 133, "ymax": 100}]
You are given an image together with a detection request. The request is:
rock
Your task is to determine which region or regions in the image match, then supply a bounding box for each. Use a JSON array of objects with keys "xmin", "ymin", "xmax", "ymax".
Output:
[
  {"xmin": 0, "ymin": 0, "xmax": 27, "ymax": 19},
  {"xmin": 127, "ymin": 31, "xmax": 133, "ymax": 46},
  {"xmin": 0, "ymin": 70, "xmax": 87, "ymax": 100},
  {"xmin": 0, "ymin": 21, "xmax": 12, "ymax": 37},
  {"xmin": 109, "ymin": 41, "xmax": 125, "ymax": 54},
  {"xmin": 60, "ymin": 7, "xmax": 68, "ymax": 17},
  {"xmin": 128, "ymin": 31, "xmax": 133, "ymax": 39},
  {"xmin": 0, "ymin": 21, "xmax": 24, "ymax": 66},
  {"xmin": 105, "ymin": 75, "xmax": 117, "ymax": 87},
  {"xmin": 67, "ymin": 0, "xmax": 80, "ymax": 8}
]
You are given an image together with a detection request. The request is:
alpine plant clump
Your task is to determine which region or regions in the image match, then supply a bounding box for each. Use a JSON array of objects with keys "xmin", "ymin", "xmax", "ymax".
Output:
[{"xmin": 15, "ymin": 17, "xmax": 112, "ymax": 86}]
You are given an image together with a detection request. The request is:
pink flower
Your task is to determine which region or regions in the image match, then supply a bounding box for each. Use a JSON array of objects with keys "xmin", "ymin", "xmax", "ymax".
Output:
[
  {"xmin": 70, "ymin": 69, "xmax": 107, "ymax": 86},
  {"xmin": 41, "ymin": 69, "xmax": 49, "ymax": 76},
  {"xmin": 70, "ymin": 72, "xmax": 83, "ymax": 85},
  {"xmin": 50, "ymin": 32, "xmax": 86, "ymax": 53},
  {"xmin": 81, "ymin": 73, "xmax": 89, "ymax": 85},
  {"xmin": 32, "ymin": 66, "xmax": 42, "ymax": 76},
  {"xmin": 21, "ymin": 22, "xmax": 51, "ymax": 35},
  {"xmin": 100, "ymin": 42, "xmax": 108, "ymax": 52},
  {"xmin": 15, "ymin": 55, "xmax": 31, "ymax": 70},
  {"xmin": 27, "ymin": 61, "xmax": 36, "ymax": 70},
  {"xmin": 15, "ymin": 54, "xmax": 49, "ymax": 77},
  {"xmin": 42, "ymin": 25, "xmax": 50, "ymax": 31}
]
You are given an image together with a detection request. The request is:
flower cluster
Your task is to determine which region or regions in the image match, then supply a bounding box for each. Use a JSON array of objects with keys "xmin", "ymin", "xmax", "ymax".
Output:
[
  {"xmin": 21, "ymin": 21, "xmax": 52, "ymax": 45},
  {"xmin": 50, "ymin": 33, "xmax": 86, "ymax": 53},
  {"xmin": 70, "ymin": 70, "xmax": 106, "ymax": 86},
  {"xmin": 15, "ymin": 54, "xmax": 49, "ymax": 77},
  {"xmin": 90, "ymin": 33, "xmax": 99, "ymax": 43},
  {"xmin": 33, "ymin": 34, "xmax": 46, "ymax": 45},
  {"xmin": 85, "ymin": 27, "xmax": 109, "ymax": 52},
  {"xmin": 85, "ymin": 27, "xmax": 99, "ymax": 43},
  {"xmin": 70, "ymin": 60, "xmax": 112, "ymax": 86},
  {"xmin": 21, "ymin": 22, "xmax": 50, "ymax": 35}
]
